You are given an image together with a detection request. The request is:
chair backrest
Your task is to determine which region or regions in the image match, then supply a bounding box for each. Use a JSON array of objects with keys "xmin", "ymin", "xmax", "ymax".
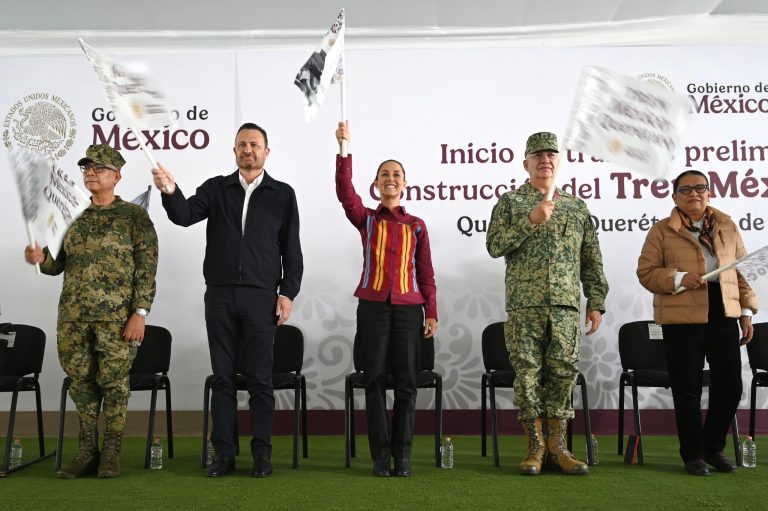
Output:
[
  {"xmin": 481, "ymin": 322, "xmax": 513, "ymax": 371},
  {"xmin": 352, "ymin": 331, "xmax": 436, "ymax": 372},
  {"xmin": 130, "ymin": 325, "xmax": 172, "ymax": 375},
  {"xmin": 747, "ymin": 322, "xmax": 768, "ymax": 372},
  {"xmin": 272, "ymin": 324, "xmax": 304, "ymax": 374},
  {"xmin": 618, "ymin": 320, "xmax": 667, "ymax": 372},
  {"xmin": 0, "ymin": 324, "xmax": 46, "ymax": 377}
]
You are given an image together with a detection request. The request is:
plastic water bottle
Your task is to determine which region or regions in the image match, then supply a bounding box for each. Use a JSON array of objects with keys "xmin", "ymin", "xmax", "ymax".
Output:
[
  {"xmin": 441, "ymin": 436, "xmax": 454, "ymax": 468},
  {"xmin": 590, "ymin": 434, "xmax": 599, "ymax": 465},
  {"xmin": 9, "ymin": 438, "xmax": 22, "ymax": 469},
  {"xmin": 150, "ymin": 437, "xmax": 163, "ymax": 470},
  {"xmin": 742, "ymin": 436, "xmax": 757, "ymax": 468},
  {"xmin": 206, "ymin": 439, "xmax": 214, "ymax": 466}
]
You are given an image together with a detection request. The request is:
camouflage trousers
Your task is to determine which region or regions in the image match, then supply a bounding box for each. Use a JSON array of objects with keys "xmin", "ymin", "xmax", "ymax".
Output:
[
  {"xmin": 504, "ymin": 306, "xmax": 580, "ymax": 421},
  {"xmin": 58, "ymin": 321, "xmax": 137, "ymax": 432}
]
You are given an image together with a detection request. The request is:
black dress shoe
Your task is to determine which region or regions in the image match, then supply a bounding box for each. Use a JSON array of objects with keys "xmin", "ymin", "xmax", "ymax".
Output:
[
  {"xmin": 704, "ymin": 451, "xmax": 737, "ymax": 473},
  {"xmin": 251, "ymin": 455, "xmax": 273, "ymax": 478},
  {"xmin": 205, "ymin": 456, "xmax": 235, "ymax": 477},
  {"xmin": 373, "ymin": 458, "xmax": 391, "ymax": 477},
  {"xmin": 684, "ymin": 459, "xmax": 710, "ymax": 476},
  {"xmin": 393, "ymin": 458, "xmax": 412, "ymax": 477}
]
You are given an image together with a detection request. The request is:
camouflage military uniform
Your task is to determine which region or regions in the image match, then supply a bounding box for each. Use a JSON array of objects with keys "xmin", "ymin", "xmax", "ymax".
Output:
[
  {"xmin": 486, "ymin": 182, "xmax": 607, "ymax": 420},
  {"xmin": 40, "ymin": 198, "xmax": 158, "ymax": 432}
]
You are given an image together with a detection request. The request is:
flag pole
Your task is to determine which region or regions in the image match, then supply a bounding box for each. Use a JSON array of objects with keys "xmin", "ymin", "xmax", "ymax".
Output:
[
  {"xmin": 129, "ymin": 127, "xmax": 170, "ymax": 194},
  {"xmin": 544, "ymin": 166, "xmax": 559, "ymax": 201},
  {"xmin": 340, "ymin": 80, "xmax": 348, "ymax": 157},
  {"xmin": 25, "ymin": 222, "xmax": 40, "ymax": 275}
]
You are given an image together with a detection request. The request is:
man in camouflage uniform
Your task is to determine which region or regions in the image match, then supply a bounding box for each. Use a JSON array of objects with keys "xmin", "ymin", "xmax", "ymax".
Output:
[
  {"xmin": 486, "ymin": 132, "xmax": 607, "ymax": 476},
  {"xmin": 24, "ymin": 144, "xmax": 158, "ymax": 479}
]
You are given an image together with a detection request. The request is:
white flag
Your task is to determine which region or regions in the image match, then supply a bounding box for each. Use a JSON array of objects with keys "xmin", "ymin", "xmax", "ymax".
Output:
[
  {"xmin": 735, "ymin": 245, "xmax": 768, "ymax": 309},
  {"xmin": 563, "ymin": 66, "xmax": 691, "ymax": 180},
  {"xmin": 79, "ymin": 38, "xmax": 174, "ymax": 131},
  {"xmin": 8, "ymin": 148, "xmax": 89, "ymax": 260},
  {"xmin": 130, "ymin": 185, "xmax": 152, "ymax": 211},
  {"xmin": 294, "ymin": 9, "xmax": 345, "ymax": 122}
]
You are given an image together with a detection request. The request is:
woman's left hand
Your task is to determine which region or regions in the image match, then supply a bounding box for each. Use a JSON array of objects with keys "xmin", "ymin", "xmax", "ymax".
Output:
[
  {"xmin": 739, "ymin": 316, "xmax": 754, "ymax": 345},
  {"xmin": 423, "ymin": 318, "xmax": 438, "ymax": 339}
]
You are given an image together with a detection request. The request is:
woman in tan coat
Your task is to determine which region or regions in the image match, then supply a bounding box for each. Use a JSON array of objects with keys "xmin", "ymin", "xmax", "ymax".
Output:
[{"xmin": 637, "ymin": 170, "xmax": 757, "ymax": 476}]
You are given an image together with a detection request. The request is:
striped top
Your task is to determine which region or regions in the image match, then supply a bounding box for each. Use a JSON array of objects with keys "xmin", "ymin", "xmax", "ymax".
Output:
[{"xmin": 336, "ymin": 155, "xmax": 437, "ymax": 320}]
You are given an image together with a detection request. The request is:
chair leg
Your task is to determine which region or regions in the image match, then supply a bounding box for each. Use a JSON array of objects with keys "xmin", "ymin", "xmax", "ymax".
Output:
[
  {"xmin": 300, "ymin": 376, "xmax": 308, "ymax": 458},
  {"xmin": 579, "ymin": 376, "xmax": 594, "ymax": 465},
  {"xmin": 164, "ymin": 381, "xmax": 174, "ymax": 459},
  {"xmin": 489, "ymin": 382, "xmax": 500, "ymax": 467},
  {"xmin": 749, "ymin": 377, "xmax": 757, "ymax": 440},
  {"xmin": 35, "ymin": 383, "xmax": 45, "ymax": 457},
  {"xmin": 55, "ymin": 379, "xmax": 70, "ymax": 471},
  {"xmin": 731, "ymin": 415, "xmax": 742, "ymax": 466},
  {"xmin": 201, "ymin": 378, "xmax": 211, "ymax": 468},
  {"xmin": 344, "ymin": 377, "xmax": 352, "ymax": 468},
  {"xmin": 145, "ymin": 387, "xmax": 158, "ymax": 469},
  {"xmin": 292, "ymin": 380, "xmax": 300, "ymax": 469},
  {"xmin": 435, "ymin": 375, "xmax": 443, "ymax": 468},
  {"xmin": 481, "ymin": 374, "xmax": 487, "ymax": 457},
  {"xmin": 631, "ymin": 383, "xmax": 644, "ymax": 465},
  {"xmin": 2, "ymin": 390, "xmax": 19, "ymax": 472},
  {"xmin": 618, "ymin": 379, "xmax": 625, "ymax": 455}
]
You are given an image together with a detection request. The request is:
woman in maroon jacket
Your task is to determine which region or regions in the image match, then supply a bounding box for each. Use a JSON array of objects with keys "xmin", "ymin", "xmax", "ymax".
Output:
[
  {"xmin": 335, "ymin": 121, "xmax": 438, "ymax": 477},
  {"xmin": 637, "ymin": 169, "xmax": 757, "ymax": 476}
]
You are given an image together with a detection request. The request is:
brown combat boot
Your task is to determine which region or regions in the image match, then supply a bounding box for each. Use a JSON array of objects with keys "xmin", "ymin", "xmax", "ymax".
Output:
[
  {"xmin": 519, "ymin": 418, "xmax": 546, "ymax": 475},
  {"xmin": 546, "ymin": 418, "xmax": 588, "ymax": 475},
  {"xmin": 98, "ymin": 431, "xmax": 123, "ymax": 478},
  {"xmin": 57, "ymin": 427, "xmax": 99, "ymax": 479}
]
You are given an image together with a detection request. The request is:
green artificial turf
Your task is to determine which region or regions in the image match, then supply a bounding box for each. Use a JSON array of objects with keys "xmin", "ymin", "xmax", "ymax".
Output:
[{"xmin": 0, "ymin": 435, "xmax": 765, "ymax": 510}]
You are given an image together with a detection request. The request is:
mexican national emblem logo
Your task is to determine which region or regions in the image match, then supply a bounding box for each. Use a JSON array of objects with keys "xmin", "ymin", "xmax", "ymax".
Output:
[{"xmin": 3, "ymin": 92, "xmax": 77, "ymax": 159}]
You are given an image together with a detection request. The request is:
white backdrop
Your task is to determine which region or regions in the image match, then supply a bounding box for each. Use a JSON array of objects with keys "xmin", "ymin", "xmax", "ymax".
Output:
[{"xmin": 1, "ymin": 44, "xmax": 766, "ymax": 414}]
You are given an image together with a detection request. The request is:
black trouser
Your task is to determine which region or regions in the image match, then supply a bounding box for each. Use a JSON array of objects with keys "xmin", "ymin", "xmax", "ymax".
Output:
[
  {"xmin": 662, "ymin": 283, "xmax": 742, "ymax": 463},
  {"xmin": 205, "ymin": 285, "xmax": 277, "ymax": 459},
  {"xmin": 357, "ymin": 299, "xmax": 423, "ymax": 461}
]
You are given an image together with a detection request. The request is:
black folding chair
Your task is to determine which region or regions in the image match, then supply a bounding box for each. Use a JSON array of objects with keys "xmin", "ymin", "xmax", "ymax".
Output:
[
  {"xmin": 200, "ymin": 324, "xmax": 308, "ymax": 468},
  {"xmin": 479, "ymin": 322, "xmax": 595, "ymax": 466},
  {"xmin": 747, "ymin": 322, "xmax": 768, "ymax": 440},
  {"xmin": 344, "ymin": 332, "xmax": 443, "ymax": 468},
  {"xmin": 1, "ymin": 323, "xmax": 53, "ymax": 474},
  {"xmin": 617, "ymin": 320, "xmax": 741, "ymax": 465},
  {"xmin": 55, "ymin": 325, "xmax": 173, "ymax": 470}
]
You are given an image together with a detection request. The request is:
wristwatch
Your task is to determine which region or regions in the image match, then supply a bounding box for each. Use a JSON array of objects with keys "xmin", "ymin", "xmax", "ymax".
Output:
[{"xmin": 135, "ymin": 308, "xmax": 149, "ymax": 318}]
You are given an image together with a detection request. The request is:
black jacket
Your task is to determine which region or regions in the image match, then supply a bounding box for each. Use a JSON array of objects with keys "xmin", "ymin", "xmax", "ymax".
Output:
[{"xmin": 161, "ymin": 170, "xmax": 303, "ymax": 299}]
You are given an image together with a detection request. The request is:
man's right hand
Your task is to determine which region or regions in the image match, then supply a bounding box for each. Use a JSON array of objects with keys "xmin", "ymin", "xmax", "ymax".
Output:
[
  {"xmin": 152, "ymin": 162, "xmax": 177, "ymax": 194},
  {"xmin": 24, "ymin": 243, "xmax": 44, "ymax": 265},
  {"xmin": 529, "ymin": 199, "xmax": 555, "ymax": 225}
]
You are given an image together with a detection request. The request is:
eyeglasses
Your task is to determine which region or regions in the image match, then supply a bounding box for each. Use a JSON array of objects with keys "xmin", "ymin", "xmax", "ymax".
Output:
[
  {"xmin": 79, "ymin": 164, "xmax": 113, "ymax": 174},
  {"xmin": 676, "ymin": 184, "xmax": 709, "ymax": 195},
  {"xmin": 527, "ymin": 152, "xmax": 559, "ymax": 161}
]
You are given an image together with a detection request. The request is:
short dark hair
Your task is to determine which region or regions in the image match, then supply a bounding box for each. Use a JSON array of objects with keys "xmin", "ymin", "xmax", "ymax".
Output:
[
  {"xmin": 375, "ymin": 159, "xmax": 406, "ymax": 180},
  {"xmin": 236, "ymin": 122, "xmax": 268, "ymax": 147},
  {"xmin": 672, "ymin": 170, "xmax": 708, "ymax": 192}
]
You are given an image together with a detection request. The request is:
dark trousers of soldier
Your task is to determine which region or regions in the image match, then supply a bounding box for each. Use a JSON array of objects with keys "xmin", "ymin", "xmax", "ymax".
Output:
[
  {"xmin": 205, "ymin": 285, "xmax": 277, "ymax": 459},
  {"xmin": 357, "ymin": 299, "xmax": 422, "ymax": 461},
  {"xmin": 662, "ymin": 282, "xmax": 742, "ymax": 463},
  {"xmin": 58, "ymin": 321, "xmax": 137, "ymax": 432},
  {"xmin": 505, "ymin": 306, "xmax": 580, "ymax": 420}
]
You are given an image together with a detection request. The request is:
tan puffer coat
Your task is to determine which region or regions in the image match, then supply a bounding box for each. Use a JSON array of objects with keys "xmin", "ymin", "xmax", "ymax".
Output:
[{"xmin": 636, "ymin": 206, "xmax": 757, "ymax": 324}]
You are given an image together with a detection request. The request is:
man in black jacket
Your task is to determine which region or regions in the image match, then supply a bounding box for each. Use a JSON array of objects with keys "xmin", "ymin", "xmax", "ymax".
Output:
[{"xmin": 152, "ymin": 122, "xmax": 303, "ymax": 478}]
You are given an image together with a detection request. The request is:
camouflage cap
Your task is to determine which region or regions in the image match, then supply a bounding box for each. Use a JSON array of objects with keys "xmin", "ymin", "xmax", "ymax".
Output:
[
  {"xmin": 77, "ymin": 144, "xmax": 126, "ymax": 171},
  {"xmin": 525, "ymin": 132, "xmax": 559, "ymax": 155}
]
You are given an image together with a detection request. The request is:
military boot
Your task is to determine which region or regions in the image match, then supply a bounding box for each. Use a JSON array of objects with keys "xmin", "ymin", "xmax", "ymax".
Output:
[
  {"xmin": 57, "ymin": 427, "xmax": 99, "ymax": 479},
  {"xmin": 519, "ymin": 418, "xmax": 546, "ymax": 475},
  {"xmin": 546, "ymin": 418, "xmax": 588, "ymax": 475},
  {"xmin": 98, "ymin": 430, "xmax": 123, "ymax": 478}
]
